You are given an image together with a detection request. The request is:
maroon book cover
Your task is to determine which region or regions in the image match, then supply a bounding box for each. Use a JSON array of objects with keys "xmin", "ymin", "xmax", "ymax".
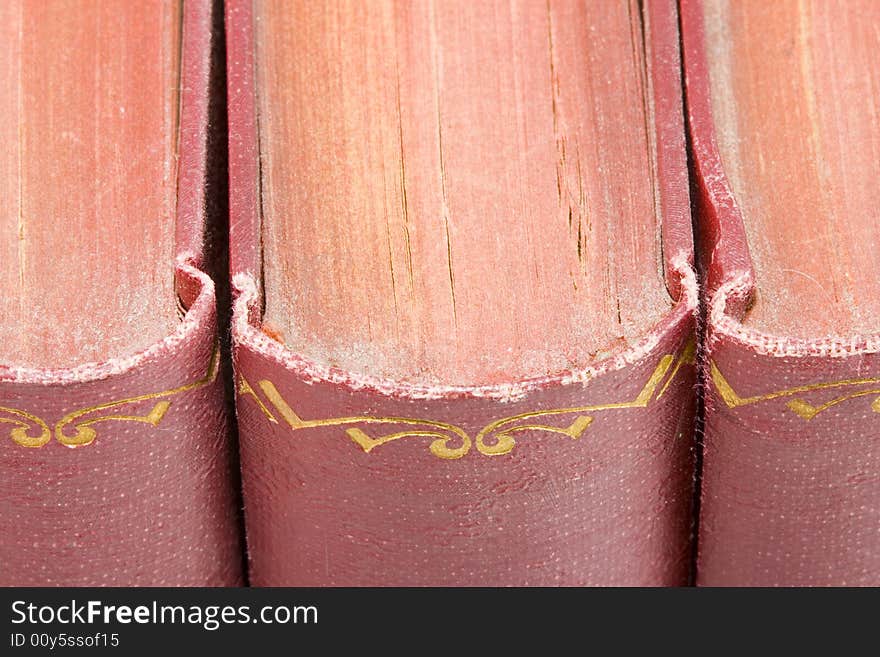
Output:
[
  {"xmin": 0, "ymin": 0, "xmax": 242, "ymax": 586},
  {"xmin": 228, "ymin": 0, "xmax": 698, "ymax": 586},
  {"xmin": 683, "ymin": 0, "xmax": 880, "ymax": 585}
]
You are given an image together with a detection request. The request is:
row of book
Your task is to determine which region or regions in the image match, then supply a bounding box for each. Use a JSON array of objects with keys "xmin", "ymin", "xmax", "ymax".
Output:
[{"xmin": 1, "ymin": 0, "xmax": 878, "ymax": 586}]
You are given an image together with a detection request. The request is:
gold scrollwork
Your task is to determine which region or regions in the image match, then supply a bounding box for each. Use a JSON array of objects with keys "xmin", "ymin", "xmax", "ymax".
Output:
[
  {"xmin": 710, "ymin": 361, "xmax": 880, "ymax": 420},
  {"xmin": 239, "ymin": 341, "xmax": 696, "ymax": 460},
  {"xmin": 0, "ymin": 407, "xmax": 52, "ymax": 448},
  {"xmin": 3, "ymin": 347, "xmax": 219, "ymax": 448}
]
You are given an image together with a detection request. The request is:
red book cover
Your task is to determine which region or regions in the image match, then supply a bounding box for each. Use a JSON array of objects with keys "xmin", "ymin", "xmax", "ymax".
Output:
[
  {"xmin": 0, "ymin": 0, "xmax": 242, "ymax": 586},
  {"xmin": 228, "ymin": 0, "xmax": 698, "ymax": 585},
  {"xmin": 682, "ymin": 0, "xmax": 880, "ymax": 585}
]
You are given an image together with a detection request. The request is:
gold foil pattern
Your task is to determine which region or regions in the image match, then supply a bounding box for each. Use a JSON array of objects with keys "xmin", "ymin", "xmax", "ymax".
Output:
[
  {"xmin": 710, "ymin": 361, "xmax": 880, "ymax": 420},
  {"xmin": 2, "ymin": 348, "xmax": 218, "ymax": 448},
  {"xmin": 239, "ymin": 341, "xmax": 696, "ymax": 460}
]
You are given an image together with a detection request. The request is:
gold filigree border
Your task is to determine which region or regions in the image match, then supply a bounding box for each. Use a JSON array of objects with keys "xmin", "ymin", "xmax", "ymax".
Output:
[
  {"xmin": 239, "ymin": 341, "xmax": 696, "ymax": 460},
  {"xmin": 710, "ymin": 361, "xmax": 880, "ymax": 420},
  {"xmin": 2, "ymin": 348, "xmax": 219, "ymax": 448}
]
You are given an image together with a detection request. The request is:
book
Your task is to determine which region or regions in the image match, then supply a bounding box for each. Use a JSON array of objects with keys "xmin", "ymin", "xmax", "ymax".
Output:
[
  {"xmin": 0, "ymin": 0, "xmax": 243, "ymax": 586},
  {"xmin": 682, "ymin": 0, "xmax": 880, "ymax": 585},
  {"xmin": 228, "ymin": 0, "xmax": 698, "ymax": 585}
]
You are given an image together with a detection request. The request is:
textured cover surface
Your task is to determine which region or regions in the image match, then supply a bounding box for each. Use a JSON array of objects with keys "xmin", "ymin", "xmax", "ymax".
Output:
[
  {"xmin": 229, "ymin": 0, "xmax": 697, "ymax": 585},
  {"xmin": 682, "ymin": 0, "xmax": 880, "ymax": 586},
  {"xmin": 0, "ymin": 0, "xmax": 243, "ymax": 586}
]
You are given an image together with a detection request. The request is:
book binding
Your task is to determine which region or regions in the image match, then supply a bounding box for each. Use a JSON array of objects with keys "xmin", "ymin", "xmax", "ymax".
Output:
[
  {"xmin": 228, "ymin": 0, "xmax": 698, "ymax": 585},
  {"xmin": 682, "ymin": 0, "xmax": 880, "ymax": 586},
  {"xmin": 0, "ymin": 0, "xmax": 243, "ymax": 586}
]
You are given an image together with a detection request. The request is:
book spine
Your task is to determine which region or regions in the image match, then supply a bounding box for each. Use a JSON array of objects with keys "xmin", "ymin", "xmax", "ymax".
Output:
[
  {"xmin": 232, "ymin": 275, "xmax": 697, "ymax": 585},
  {"xmin": 228, "ymin": 0, "xmax": 698, "ymax": 585},
  {"xmin": 0, "ymin": 0, "xmax": 243, "ymax": 586},
  {"xmin": 681, "ymin": 0, "xmax": 880, "ymax": 585},
  {"xmin": 699, "ymin": 326, "xmax": 880, "ymax": 586},
  {"xmin": 0, "ymin": 265, "xmax": 242, "ymax": 586}
]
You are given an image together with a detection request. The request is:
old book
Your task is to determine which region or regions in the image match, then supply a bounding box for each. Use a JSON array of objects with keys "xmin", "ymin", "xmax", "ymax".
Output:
[
  {"xmin": 682, "ymin": 0, "xmax": 880, "ymax": 585},
  {"xmin": 228, "ymin": 0, "xmax": 698, "ymax": 585},
  {"xmin": 0, "ymin": 0, "xmax": 242, "ymax": 585}
]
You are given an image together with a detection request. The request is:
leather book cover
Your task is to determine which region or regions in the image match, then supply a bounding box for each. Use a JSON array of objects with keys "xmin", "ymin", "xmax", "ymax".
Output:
[
  {"xmin": 0, "ymin": 0, "xmax": 243, "ymax": 586},
  {"xmin": 682, "ymin": 0, "xmax": 880, "ymax": 585},
  {"xmin": 228, "ymin": 0, "xmax": 698, "ymax": 585}
]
